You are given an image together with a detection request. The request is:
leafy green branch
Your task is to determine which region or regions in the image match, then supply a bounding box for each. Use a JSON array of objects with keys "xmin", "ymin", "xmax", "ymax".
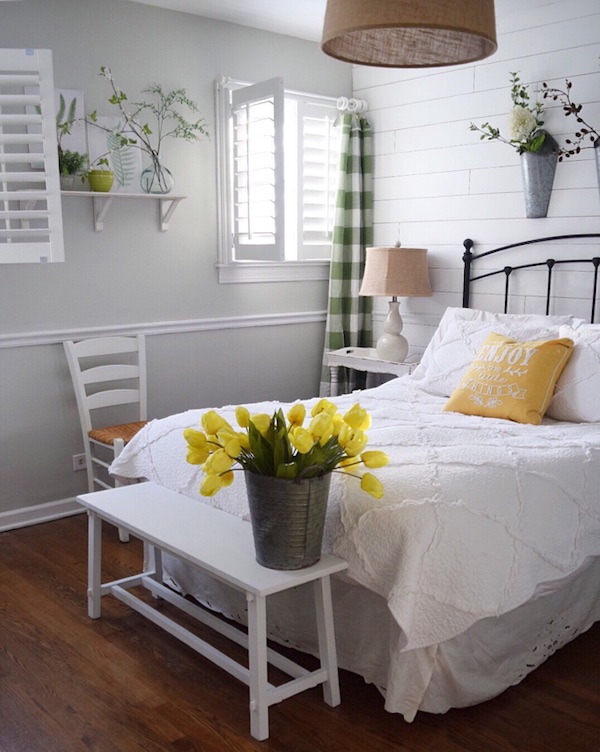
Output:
[{"xmin": 87, "ymin": 66, "xmax": 209, "ymax": 163}]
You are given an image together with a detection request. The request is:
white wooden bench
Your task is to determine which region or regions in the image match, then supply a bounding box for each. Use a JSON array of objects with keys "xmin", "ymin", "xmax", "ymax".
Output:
[{"xmin": 77, "ymin": 481, "xmax": 348, "ymax": 741}]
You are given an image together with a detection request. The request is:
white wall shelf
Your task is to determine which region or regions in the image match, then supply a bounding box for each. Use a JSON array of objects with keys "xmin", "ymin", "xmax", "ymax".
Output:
[{"xmin": 61, "ymin": 190, "xmax": 187, "ymax": 232}]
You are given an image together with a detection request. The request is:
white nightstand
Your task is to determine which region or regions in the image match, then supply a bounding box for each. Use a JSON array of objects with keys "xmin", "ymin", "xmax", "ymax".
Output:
[{"xmin": 325, "ymin": 347, "xmax": 419, "ymax": 396}]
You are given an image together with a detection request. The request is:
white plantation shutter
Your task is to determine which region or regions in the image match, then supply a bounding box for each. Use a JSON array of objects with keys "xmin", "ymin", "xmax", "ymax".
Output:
[
  {"xmin": 0, "ymin": 48, "xmax": 64, "ymax": 264},
  {"xmin": 299, "ymin": 102, "xmax": 338, "ymax": 260},
  {"xmin": 216, "ymin": 75, "xmax": 339, "ymax": 279},
  {"xmin": 231, "ymin": 77, "xmax": 284, "ymax": 261}
]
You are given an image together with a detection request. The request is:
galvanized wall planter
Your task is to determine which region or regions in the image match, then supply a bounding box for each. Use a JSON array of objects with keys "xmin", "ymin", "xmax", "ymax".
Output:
[{"xmin": 520, "ymin": 130, "xmax": 558, "ymax": 218}]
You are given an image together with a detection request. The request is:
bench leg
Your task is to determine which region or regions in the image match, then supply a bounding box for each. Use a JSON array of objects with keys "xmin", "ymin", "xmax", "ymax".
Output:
[
  {"xmin": 117, "ymin": 527, "xmax": 130, "ymax": 543},
  {"xmin": 87, "ymin": 511, "xmax": 102, "ymax": 619},
  {"xmin": 113, "ymin": 438, "xmax": 130, "ymax": 543},
  {"xmin": 146, "ymin": 544, "xmax": 163, "ymax": 599},
  {"xmin": 313, "ymin": 575, "xmax": 341, "ymax": 707},
  {"xmin": 247, "ymin": 592, "xmax": 269, "ymax": 741}
]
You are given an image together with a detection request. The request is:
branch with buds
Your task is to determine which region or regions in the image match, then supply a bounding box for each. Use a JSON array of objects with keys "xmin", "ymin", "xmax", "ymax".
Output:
[{"xmin": 542, "ymin": 79, "xmax": 599, "ymax": 161}]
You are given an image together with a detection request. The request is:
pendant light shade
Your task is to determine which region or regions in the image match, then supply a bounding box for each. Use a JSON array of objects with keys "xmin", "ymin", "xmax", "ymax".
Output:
[{"xmin": 321, "ymin": 0, "xmax": 497, "ymax": 68}]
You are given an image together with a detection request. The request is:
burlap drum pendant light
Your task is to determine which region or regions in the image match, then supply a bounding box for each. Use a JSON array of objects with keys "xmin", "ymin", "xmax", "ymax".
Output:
[{"xmin": 321, "ymin": 0, "xmax": 497, "ymax": 68}]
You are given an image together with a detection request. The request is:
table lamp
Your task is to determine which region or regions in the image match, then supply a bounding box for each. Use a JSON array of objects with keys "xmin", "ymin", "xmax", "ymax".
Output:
[{"xmin": 359, "ymin": 246, "xmax": 432, "ymax": 363}]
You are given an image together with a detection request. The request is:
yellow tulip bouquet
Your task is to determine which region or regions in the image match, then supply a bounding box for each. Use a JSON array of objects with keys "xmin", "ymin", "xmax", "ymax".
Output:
[{"xmin": 184, "ymin": 398, "xmax": 388, "ymax": 499}]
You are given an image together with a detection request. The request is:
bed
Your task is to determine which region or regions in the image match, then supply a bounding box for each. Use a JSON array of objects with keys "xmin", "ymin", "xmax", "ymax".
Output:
[{"xmin": 110, "ymin": 234, "xmax": 600, "ymax": 723}]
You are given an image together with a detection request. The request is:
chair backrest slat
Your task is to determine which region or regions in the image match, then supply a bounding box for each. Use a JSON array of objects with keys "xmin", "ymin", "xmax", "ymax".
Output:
[
  {"xmin": 80, "ymin": 364, "xmax": 140, "ymax": 386},
  {"xmin": 85, "ymin": 388, "xmax": 141, "ymax": 411},
  {"xmin": 72, "ymin": 336, "xmax": 140, "ymax": 358},
  {"xmin": 64, "ymin": 335, "xmax": 147, "ymax": 435}
]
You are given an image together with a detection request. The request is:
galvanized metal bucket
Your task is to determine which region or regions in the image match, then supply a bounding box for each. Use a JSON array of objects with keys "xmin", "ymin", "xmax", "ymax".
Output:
[{"xmin": 244, "ymin": 472, "xmax": 332, "ymax": 570}]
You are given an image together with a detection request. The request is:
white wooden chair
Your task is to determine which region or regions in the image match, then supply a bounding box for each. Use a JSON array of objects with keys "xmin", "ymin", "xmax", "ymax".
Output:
[{"xmin": 64, "ymin": 335, "xmax": 148, "ymax": 542}]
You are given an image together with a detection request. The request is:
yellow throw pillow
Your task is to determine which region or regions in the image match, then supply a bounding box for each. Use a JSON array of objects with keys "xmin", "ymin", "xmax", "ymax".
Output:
[{"xmin": 444, "ymin": 332, "xmax": 574, "ymax": 425}]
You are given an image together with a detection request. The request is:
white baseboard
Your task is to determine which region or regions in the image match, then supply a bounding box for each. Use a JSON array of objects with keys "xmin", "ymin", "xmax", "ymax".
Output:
[{"xmin": 0, "ymin": 497, "xmax": 84, "ymax": 532}]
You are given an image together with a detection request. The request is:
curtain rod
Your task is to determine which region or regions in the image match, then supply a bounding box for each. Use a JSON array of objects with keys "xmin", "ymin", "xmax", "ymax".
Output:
[
  {"xmin": 336, "ymin": 97, "xmax": 368, "ymax": 112},
  {"xmin": 216, "ymin": 75, "xmax": 366, "ymax": 109}
]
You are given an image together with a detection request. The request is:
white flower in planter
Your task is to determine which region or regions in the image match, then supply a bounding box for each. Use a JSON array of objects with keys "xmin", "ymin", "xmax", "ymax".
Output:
[
  {"xmin": 509, "ymin": 105, "xmax": 538, "ymax": 143},
  {"xmin": 470, "ymin": 72, "xmax": 546, "ymax": 154}
]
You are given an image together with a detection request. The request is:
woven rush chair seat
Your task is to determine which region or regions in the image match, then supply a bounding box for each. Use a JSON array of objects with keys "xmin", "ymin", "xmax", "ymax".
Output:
[{"xmin": 89, "ymin": 421, "xmax": 148, "ymax": 446}]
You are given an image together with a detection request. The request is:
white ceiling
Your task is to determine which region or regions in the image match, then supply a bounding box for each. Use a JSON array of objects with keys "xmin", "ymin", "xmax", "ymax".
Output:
[
  {"xmin": 125, "ymin": 0, "xmax": 327, "ymax": 42},
  {"xmin": 124, "ymin": 1, "xmax": 531, "ymax": 44}
]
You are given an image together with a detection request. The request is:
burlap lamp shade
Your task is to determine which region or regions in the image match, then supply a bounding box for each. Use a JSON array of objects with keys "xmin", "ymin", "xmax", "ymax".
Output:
[
  {"xmin": 321, "ymin": 0, "xmax": 497, "ymax": 68},
  {"xmin": 359, "ymin": 246, "xmax": 432, "ymax": 362}
]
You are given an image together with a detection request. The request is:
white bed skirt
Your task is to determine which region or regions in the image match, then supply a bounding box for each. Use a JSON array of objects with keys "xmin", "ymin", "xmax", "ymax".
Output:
[{"xmin": 161, "ymin": 551, "xmax": 600, "ymax": 722}]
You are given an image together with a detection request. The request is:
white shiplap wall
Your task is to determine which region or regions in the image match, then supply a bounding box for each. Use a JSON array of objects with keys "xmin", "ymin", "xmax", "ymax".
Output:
[{"xmin": 353, "ymin": 0, "xmax": 600, "ymax": 348}]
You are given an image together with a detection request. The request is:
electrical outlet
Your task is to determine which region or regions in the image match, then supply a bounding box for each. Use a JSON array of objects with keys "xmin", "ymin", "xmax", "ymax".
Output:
[{"xmin": 73, "ymin": 453, "xmax": 87, "ymax": 471}]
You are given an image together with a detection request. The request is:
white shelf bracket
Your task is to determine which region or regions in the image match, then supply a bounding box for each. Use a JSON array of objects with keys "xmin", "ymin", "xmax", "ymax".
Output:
[
  {"xmin": 62, "ymin": 191, "xmax": 187, "ymax": 232},
  {"xmin": 160, "ymin": 197, "xmax": 184, "ymax": 232},
  {"xmin": 92, "ymin": 196, "xmax": 113, "ymax": 232}
]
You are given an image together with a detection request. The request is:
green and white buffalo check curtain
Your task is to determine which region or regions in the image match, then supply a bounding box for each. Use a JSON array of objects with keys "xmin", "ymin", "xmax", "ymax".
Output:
[{"xmin": 319, "ymin": 112, "xmax": 373, "ymax": 396}]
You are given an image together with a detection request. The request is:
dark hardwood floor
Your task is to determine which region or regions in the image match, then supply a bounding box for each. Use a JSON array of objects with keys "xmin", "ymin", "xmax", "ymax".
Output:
[{"xmin": 0, "ymin": 514, "xmax": 598, "ymax": 752}]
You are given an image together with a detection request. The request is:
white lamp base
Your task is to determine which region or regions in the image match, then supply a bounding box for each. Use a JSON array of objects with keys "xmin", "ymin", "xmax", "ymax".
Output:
[
  {"xmin": 376, "ymin": 333, "xmax": 408, "ymax": 363},
  {"xmin": 375, "ymin": 298, "xmax": 408, "ymax": 363}
]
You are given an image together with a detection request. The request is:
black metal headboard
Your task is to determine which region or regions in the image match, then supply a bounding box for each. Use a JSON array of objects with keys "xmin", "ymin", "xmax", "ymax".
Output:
[{"xmin": 462, "ymin": 234, "xmax": 600, "ymax": 323}]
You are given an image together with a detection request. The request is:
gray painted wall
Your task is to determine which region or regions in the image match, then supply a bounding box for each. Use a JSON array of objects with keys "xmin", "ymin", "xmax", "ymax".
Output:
[{"xmin": 0, "ymin": 0, "xmax": 351, "ymax": 515}]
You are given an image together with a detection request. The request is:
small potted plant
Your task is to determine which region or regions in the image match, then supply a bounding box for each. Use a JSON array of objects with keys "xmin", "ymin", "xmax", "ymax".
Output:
[
  {"xmin": 58, "ymin": 149, "xmax": 88, "ymax": 190},
  {"xmin": 53, "ymin": 92, "xmax": 88, "ymax": 190},
  {"xmin": 87, "ymin": 156, "xmax": 114, "ymax": 193}
]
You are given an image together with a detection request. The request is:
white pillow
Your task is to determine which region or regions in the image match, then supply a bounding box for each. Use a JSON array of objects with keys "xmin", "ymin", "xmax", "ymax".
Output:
[
  {"xmin": 546, "ymin": 325, "xmax": 600, "ymax": 422},
  {"xmin": 410, "ymin": 307, "xmax": 579, "ymax": 398}
]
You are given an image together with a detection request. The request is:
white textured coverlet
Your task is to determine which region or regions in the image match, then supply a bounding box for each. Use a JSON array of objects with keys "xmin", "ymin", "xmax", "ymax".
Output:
[{"xmin": 110, "ymin": 377, "xmax": 600, "ymax": 654}]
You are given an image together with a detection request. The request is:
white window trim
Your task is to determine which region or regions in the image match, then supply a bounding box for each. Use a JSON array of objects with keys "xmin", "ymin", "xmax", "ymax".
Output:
[
  {"xmin": 216, "ymin": 258, "xmax": 331, "ymax": 284},
  {"xmin": 215, "ymin": 75, "xmax": 334, "ymax": 284}
]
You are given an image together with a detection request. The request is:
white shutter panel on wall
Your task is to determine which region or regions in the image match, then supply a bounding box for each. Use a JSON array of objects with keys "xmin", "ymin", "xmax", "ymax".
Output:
[
  {"xmin": 231, "ymin": 77, "xmax": 284, "ymax": 261},
  {"xmin": 0, "ymin": 48, "xmax": 64, "ymax": 264},
  {"xmin": 300, "ymin": 102, "xmax": 338, "ymax": 260}
]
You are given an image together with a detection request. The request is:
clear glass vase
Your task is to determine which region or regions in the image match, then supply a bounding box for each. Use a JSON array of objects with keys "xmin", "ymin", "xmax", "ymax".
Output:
[{"xmin": 140, "ymin": 156, "xmax": 174, "ymax": 194}]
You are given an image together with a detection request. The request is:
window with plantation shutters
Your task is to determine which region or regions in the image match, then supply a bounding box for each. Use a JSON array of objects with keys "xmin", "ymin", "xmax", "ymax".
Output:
[
  {"xmin": 0, "ymin": 48, "xmax": 64, "ymax": 263},
  {"xmin": 295, "ymin": 98, "xmax": 338, "ymax": 261},
  {"xmin": 216, "ymin": 75, "xmax": 339, "ymax": 283},
  {"xmin": 232, "ymin": 77, "xmax": 284, "ymax": 262}
]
